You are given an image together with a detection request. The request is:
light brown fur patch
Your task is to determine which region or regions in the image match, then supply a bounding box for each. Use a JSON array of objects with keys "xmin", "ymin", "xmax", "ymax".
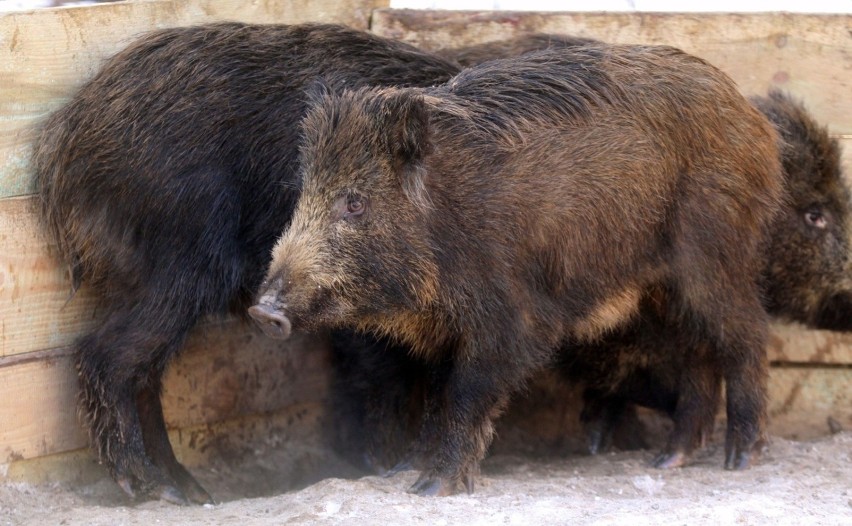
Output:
[{"xmin": 572, "ymin": 286, "xmax": 641, "ymax": 342}]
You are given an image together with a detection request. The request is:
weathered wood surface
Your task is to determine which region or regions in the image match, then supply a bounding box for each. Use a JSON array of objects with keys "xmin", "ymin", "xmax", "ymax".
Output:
[
  {"xmin": 768, "ymin": 322, "xmax": 852, "ymax": 364},
  {"xmin": 0, "ymin": 196, "xmax": 99, "ymax": 358},
  {"xmin": 2, "ymin": 403, "xmax": 330, "ymax": 490},
  {"xmin": 766, "ymin": 366, "xmax": 852, "ymax": 439},
  {"xmin": 2, "ymin": 340, "xmax": 847, "ymax": 465},
  {"xmin": 0, "ymin": 321, "xmax": 330, "ymax": 464},
  {"xmin": 0, "ymin": 0, "xmax": 388, "ymax": 199}
]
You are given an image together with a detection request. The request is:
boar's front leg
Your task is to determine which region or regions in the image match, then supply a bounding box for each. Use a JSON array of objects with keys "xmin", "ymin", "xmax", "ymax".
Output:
[{"xmin": 406, "ymin": 340, "xmax": 540, "ymax": 496}]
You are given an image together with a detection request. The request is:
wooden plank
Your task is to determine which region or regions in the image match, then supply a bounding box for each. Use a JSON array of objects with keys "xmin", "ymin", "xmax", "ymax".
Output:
[
  {"xmin": 0, "ymin": 350, "xmax": 84, "ymax": 463},
  {"xmin": 768, "ymin": 322, "xmax": 852, "ymax": 365},
  {"xmin": 0, "ymin": 195, "xmax": 99, "ymax": 358},
  {"xmin": 0, "ymin": 0, "xmax": 389, "ymax": 199},
  {"xmin": 767, "ymin": 366, "xmax": 852, "ymax": 439},
  {"xmin": 0, "ymin": 321, "xmax": 330, "ymax": 463},
  {"xmin": 371, "ymin": 10, "xmax": 852, "ymax": 135},
  {"xmin": 160, "ymin": 323, "xmax": 330, "ymax": 430},
  {"xmin": 1, "ymin": 403, "xmax": 329, "ymax": 492}
]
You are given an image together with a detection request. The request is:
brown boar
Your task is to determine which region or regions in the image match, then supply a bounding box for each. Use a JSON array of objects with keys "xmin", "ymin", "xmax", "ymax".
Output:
[
  {"xmin": 571, "ymin": 89, "xmax": 852, "ymax": 458},
  {"xmin": 34, "ymin": 22, "xmax": 459, "ymax": 504},
  {"xmin": 437, "ymin": 35, "xmax": 852, "ymax": 461},
  {"xmin": 250, "ymin": 45, "xmax": 783, "ymax": 495}
]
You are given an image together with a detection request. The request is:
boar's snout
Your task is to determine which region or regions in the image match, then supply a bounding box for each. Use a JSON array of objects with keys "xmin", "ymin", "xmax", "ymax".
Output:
[
  {"xmin": 813, "ymin": 291, "xmax": 852, "ymax": 331},
  {"xmin": 248, "ymin": 302, "xmax": 292, "ymax": 340}
]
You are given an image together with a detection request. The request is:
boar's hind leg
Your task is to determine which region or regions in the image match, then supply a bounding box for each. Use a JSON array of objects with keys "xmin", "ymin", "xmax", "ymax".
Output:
[
  {"xmin": 138, "ymin": 375, "xmax": 214, "ymax": 504},
  {"xmin": 327, "ymin": 330, "xmax": 429, "ymax": 475},
  {"xmin": 672, "ymin": 216, "xmax": 770, "ymax": 470},
  {"xmin": 75, "ymin": 303, "xmax": 205, "ymax": 504}
]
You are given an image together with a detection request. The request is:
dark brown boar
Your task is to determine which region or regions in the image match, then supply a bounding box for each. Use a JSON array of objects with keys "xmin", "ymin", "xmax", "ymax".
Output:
[
  {"xmin": 34, "ymin": 22, "xmax": 459, "ymax": 504},
  {"xmin": 326, "ymin": 39, "xmax": 852, "ymax": 474},
  {"xmin": 756, "ymin": 90, "xmax": 852, "ymax": 330},
  {"xmin": 250, "ymin": 45, "xmax": 783, "ymax": 495}
]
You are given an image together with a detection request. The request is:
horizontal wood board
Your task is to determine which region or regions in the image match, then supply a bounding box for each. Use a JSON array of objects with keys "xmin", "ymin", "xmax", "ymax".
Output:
[{"xmin": 0, "ymin": 320, "xmax": 330, "ymax": 463}]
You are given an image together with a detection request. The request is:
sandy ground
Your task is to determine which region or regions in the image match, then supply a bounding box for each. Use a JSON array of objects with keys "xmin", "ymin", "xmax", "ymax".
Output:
[{"xmin": 1, "ymin": 430, "xmax": 849, "ymax": 526}]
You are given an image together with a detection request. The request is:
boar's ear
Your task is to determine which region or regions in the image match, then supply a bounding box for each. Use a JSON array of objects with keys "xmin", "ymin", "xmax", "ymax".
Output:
[{"xmin": 382, "ymin": 91, "xmax": 433, "ymax": 209}]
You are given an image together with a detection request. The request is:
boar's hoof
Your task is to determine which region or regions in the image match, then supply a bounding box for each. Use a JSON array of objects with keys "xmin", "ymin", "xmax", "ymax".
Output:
[
  {"xmin": 173, "ymin": 477, "xmax": 215, "ymax": 506},
  {"xmin": 408, "ymin": 471, "xmax": 474, "ymax": 496},
  {"xmin": 248, "ymin": 304, "xmax": 292, "ymax": 339},
  {"xmin": 651, "ymin": 450, "xmax": 688, "ymax": 469},
  {"xmin": 115, "ymin": 475, "xmax": 137, "ymax": 500},
  {"xmin": 585, "ymin": 425, "xmax": 613, "ymax": 456},
  {"xmin": 116, "ymin": 470, "xmax": 213, "ymax": 506},
  {"xmin": 724, "ymin": 443, "xmax": 763, "ymax": 471},
  {"xmin": 383, "ymin": 459, "xmax": 415, "ymax": 477},
  {"xmin": 408, "ymin": 475, "xmax": 454, "ymax": 497},
  {"xmin": 724, "ymin": 437, "xmax": 767, "ymax": 470},
  {"xmin": 157, "ymin": 485, "xmax": 192, "ymax": 506},
  {"xmin": 724, "ymin": 450, "xmax": 752, "ymax": 470}
]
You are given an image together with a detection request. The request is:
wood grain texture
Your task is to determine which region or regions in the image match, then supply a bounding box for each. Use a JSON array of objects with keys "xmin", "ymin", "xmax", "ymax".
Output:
[
  {"xmin": 372, "ymin": 10, "xmax": 852, "ymax": 135},
  {"xmin": 766, "ymin": 366, "xmax": 852, "ymax": 439},
  {"xmin": 0, "ymin": 0, "xmax": 388, "ymax": 199},
  {"xmin": 768, "ymin": 322, "xmax": 852, "ymax": 365},
  {"xmin": 0, "ymin": 196, "xmax": 99, "ymax": 358},
  {"xmin": 0, "ymin": 320, "xmax": 330, "ymax": 463}
]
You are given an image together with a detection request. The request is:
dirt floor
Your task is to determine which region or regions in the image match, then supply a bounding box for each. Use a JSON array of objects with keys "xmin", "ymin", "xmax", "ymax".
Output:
[{"xmin": 1, "ymin": 428, "xmax": 849, "ymax": 526}]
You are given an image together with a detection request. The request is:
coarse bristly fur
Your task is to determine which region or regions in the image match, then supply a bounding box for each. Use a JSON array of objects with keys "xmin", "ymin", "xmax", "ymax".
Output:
[
  {"xmin": 440, "ymin": 34, "xmax": 852, "ymax": 461},
  {"xmin": 252, "ymin": 44, "xmax": 784, "ymax": 495},
  {"xmin": 325, "ymin": 37, "xmax": 852, "ymax": 479},
  {"xmin": 33, "ymin": 22, "xmax": 460, "ymax": 504},
  {"xmin": 564, "ymin": 90, "xmax": 852, "ymax": 460}
]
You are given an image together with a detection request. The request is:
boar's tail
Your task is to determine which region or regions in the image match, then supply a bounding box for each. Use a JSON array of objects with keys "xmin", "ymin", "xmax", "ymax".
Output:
[{"xmin": 32, "ymin": 109, "xmax": 85, "ymax": 295}]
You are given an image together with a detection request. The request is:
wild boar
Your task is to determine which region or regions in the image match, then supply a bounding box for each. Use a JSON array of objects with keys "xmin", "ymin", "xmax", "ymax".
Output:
[
  {"xmin": 250, "ymin": 45, "xmax": 783, "ymax": 495},
  {"xmin": 34, "ymin": 22, "xmax": 459, "ymax": 504}
]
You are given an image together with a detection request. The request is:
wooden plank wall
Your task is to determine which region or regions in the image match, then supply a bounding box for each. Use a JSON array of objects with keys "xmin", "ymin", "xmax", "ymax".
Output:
[
  {"xmin": 372, "ymin": 9, "xmax": 852, "ymax": 439},
  {"xmin": 0, "ymin": 0, "xmax": 386, "ymax": 473},
  {"xmin": 1, "ymin": 5, "xmax": 850, "ymax": 480}
]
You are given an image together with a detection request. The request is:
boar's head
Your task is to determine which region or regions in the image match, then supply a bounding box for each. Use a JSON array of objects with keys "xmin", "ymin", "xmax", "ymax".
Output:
[
  {"xmin": 249, "ymin": 86, "xmax": 439, "ymax": 340},
  {"xmin": 755, "ymin": 90, "xmax": 852, "ymax": 330}
]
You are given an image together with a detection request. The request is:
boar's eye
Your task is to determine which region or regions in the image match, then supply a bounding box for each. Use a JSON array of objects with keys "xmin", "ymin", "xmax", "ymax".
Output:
[
  {"xmin": 804, "ymin": 208, "xmax": 828, "ymax": 229},
  {"xmin": 333, "ymin": 194, "xmax": 368, "ymax": 222},
  {"xmin": 347, "ymin": 196, "xmax": 365, "ymax": 216}
]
